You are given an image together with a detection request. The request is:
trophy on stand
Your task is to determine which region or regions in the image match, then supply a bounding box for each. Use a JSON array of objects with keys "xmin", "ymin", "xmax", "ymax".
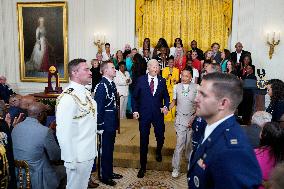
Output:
[
  {"xmin": 256, "ymin": 68, "xmax": 267, "ymax": 89},
  {"xmin": 44, "ymin": 66, "xmax": 63, "ymax": 94}
]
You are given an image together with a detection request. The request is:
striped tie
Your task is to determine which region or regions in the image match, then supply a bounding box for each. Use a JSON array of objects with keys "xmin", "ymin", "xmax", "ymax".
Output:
[{"xmin": 150, "ymin": 78, "xmax": 154, "ymax": 95}]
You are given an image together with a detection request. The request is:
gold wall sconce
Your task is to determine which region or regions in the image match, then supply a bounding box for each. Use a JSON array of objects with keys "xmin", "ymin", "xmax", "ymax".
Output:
[
  {"xmin": 94, "ymin": 33, "xmax": 106, "ymax": 53},
  {"xmin": 267, "ymin": 32, "xmax": 280, "ymax": 59}
]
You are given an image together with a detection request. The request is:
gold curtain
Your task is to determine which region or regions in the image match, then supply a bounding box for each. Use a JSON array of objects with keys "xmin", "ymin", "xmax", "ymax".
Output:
[{"xmin": 136, "ymin": 0, "xmax": 232, "ymax": 51}]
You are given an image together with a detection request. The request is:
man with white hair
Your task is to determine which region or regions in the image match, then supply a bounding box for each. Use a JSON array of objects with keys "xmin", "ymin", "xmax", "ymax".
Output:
[
  {"xmin": 132, "ymin": 59, "xmax": 170, "ymax": 178},
  {"xmin": 242, "ymin": 111, "xmax": 272, "ymax": 148},
  {"xmin": 0, "ymin": 76, "xmax": 15, "ymax": 103}
]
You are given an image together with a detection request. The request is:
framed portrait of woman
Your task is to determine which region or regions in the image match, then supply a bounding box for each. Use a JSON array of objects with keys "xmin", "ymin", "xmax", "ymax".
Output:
[{"xmin": 17, "ymin": 2, "xmax": 68, "ymax": 82}]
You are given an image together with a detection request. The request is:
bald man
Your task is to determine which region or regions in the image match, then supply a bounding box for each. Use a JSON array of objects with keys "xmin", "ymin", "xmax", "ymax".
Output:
[
  {"xmin": 132, "ymin": 59, "xmax": 170, "ymax": 178},
  {"xmin": 230, "ymin": 42, "xmax": 251, "ymax": 65},
  {"xmin": 19, "ymin": 95, "xmax": 36, "ymax": 110},
  {"xmin": 12, "ymin": 102, "xmax": 66, "ymax": 189}
]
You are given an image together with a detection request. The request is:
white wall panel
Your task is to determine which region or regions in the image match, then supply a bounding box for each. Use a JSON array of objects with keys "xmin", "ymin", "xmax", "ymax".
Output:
[
  {"xmin": 231, "ymin": 0, "xmax": 284, "ymax": 81},
  {"xmin": 0, "ymin": 0, "xmax": 135, "ymax": 94}
]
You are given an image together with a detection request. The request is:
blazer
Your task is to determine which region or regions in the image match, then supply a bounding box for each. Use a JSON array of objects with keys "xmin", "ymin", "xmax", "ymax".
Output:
[
  {"xmin": 213, "ymin": 51, "xmax": 222, "ymax": 64},
  {"xmin": 12, "ymin": 117, "xmax": 61, "ymax": 189},
  {"xmin": 0, "ymin": 84, "xmax": 14, "ymax": 103},
  {"xmin": 230, "ymin": 50, "xmax": 251, "ymax": 64},
  {"xmin": 188, "ymin": 116, "xmax": 262, "ymax": 189},
  {"xmin": 90, "ymin": 66, "xmax": 102, "ymax": 92},
  {"xmin": 266, "ymin": 100, "xmax": 284, "ymax": 121},
  {"xmin": 132, "ymin": 75, "xmax": 170, "ymax": 122},
  {"xmin": 94, "ymin": 77, "xmax": 118, "ymax": 132},
  {"xmin": 242, "ymin": 124, "xmax": 261, "ymax": 149}
]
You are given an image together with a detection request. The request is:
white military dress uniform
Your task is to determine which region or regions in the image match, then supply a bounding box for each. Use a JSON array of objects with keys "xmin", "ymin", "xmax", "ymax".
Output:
[
  {"xmin": 172, "ymin": 83, "xmax": 198, "ymax": 173},
  {"xmin": 56, "ymin": 81, "xmax": 97, "ymax": 189}
]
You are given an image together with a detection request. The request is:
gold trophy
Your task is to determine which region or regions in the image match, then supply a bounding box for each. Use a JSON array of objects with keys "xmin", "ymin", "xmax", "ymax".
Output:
[{"xmin": 44, "ymin": 66, "xmax": 63, "ymax": 94}]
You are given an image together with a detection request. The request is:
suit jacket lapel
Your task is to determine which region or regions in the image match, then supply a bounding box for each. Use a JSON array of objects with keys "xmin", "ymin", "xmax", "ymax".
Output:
[
  {"xmin": 189, "ymin": 116, "xmax": 236, "ymax": 170},
  {"xmin": 144, "ymin": 75, "xmax": 152, "ymax": 95},
  {"xmin": 154, "ymin": 76, "xmax": 162, "ymax": 96}
]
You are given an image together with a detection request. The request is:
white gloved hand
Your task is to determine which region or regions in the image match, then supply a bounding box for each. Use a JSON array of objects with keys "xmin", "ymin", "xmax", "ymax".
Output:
[
  {"xmin": 97, "ymin": 130, "xmax": 104, "ymax": 135},
  {"xmin": 64, "ymin": 162, "xmax": 77, "ymax": 170}
]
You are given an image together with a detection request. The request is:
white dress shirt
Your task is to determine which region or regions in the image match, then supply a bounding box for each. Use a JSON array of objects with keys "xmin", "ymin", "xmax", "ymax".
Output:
[
  {"xmin": 148, "ymin": 74, "xmax": 158, "ymax": 95},
  {"xmin": 191, "ymin": 67, "xmax": 199, "ymax": 83},
  {"xmin": 202, "ymin": 114, "xmax": 234, "ymax": 144},
  {"xmin": 236, "ymin": 51, "xmax": 243, "ymax": 63}
]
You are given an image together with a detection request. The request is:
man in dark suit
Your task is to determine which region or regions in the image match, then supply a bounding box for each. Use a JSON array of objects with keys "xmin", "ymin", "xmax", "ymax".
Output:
[
  {"xmin": 132, "ymin": 59, "xmax": 170, "ymax": 178},
  {"xmin": 0, "ymin": 76, "xmax": 15, "ymax": 104},
  {"xmin": 230, "ymin": 42, "xmax": 251, "ymax": 65},
  {"xmin": 90, "ymin": 59, "xmax": 102, "ymax": 93},
  {"xmin": 188, "ymin": 40, "xmax": 204, "ymax": 60},
  {"xmin": 242, "ymin": 111, "xmax": 272, "ymax": 148},
  {"xmin": 188, "ymin": 72, "xmax": 262, "ymax": 189},
  {"xmin": 94, "ymin": 61, "xmax": 123, "ymax": 186},
  {"xmin": 211, "ymin": 43, "xmax": 222, "ymax": 64}
]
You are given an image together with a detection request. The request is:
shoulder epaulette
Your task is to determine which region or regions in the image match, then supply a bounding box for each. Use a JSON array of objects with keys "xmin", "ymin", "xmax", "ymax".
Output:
[
  {"xmin": 56, "ymin": 88, "xmax": 74, "ymax": 106},
  {"xmin": 64, "ymin": 88, "xmax": 74, "ymax": 94}
]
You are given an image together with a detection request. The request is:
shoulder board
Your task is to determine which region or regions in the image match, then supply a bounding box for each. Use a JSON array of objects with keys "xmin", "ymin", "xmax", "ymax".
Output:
[
  {"xmin": 63, "ymin": 88, "xmax": 74, "ymax": 94},
  {"xmin": 56, "ymin": 88, "xmax": 74, "ymax": 106}
]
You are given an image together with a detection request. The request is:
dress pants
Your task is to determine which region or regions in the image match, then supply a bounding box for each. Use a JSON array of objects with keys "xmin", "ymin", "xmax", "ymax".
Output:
[
  {"xmin": 65, "ymin": 159, "xmax": 94, "ymax": 189},
  {"xmin": 172, "ymin": 123, "xmax": 192, "ymax": 170},
  {"xmin": 91, "ymin": 157, "xmax": 97, "ymax": 172},
  {"xmin": 139, "ymin": 117, "xmax": 165, "ymax": 170},
  {"xmin": 101, "ymin": 131, "xmax": 116, "ymax": 180},
  {"xmin": 119, "ymin": 95, "xmax": 128, "ymax": 119}
]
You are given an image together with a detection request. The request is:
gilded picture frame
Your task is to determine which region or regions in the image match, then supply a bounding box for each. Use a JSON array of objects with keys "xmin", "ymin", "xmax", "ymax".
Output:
[{"xmin": 17, "ymin": 2, "xmax": 68, "ymax": 82}]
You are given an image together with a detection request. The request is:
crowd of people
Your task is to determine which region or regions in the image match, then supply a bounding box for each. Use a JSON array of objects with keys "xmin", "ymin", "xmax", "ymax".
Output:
[
  {"xmin": 90, "ymin": 39, "xmax": 258, "ymax": 122},
  {"xmin": 0, "ymin": 37, "xmax": 284, "ymax": 189}
]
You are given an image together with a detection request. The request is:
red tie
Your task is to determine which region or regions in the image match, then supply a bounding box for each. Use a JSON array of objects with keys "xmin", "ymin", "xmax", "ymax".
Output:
[{"xmin": 150, "ymin": 78, "xmax": 154, "ymax": 95}]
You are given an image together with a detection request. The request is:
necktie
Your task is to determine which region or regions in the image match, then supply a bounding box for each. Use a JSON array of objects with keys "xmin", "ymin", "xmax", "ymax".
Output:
[{"xmin": 150, "ymin": 78, "xmax": 154, "ymax": 95}]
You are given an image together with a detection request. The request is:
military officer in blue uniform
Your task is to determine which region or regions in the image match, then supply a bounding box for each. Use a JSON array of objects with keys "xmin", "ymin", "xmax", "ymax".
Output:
[
  {"xmin": 188, "ymin": 72, "xmax": 262, "ymax": 189},
  {"xmin": 94, "ymin": 61, "xmax": 123, "ymax": 186}
]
